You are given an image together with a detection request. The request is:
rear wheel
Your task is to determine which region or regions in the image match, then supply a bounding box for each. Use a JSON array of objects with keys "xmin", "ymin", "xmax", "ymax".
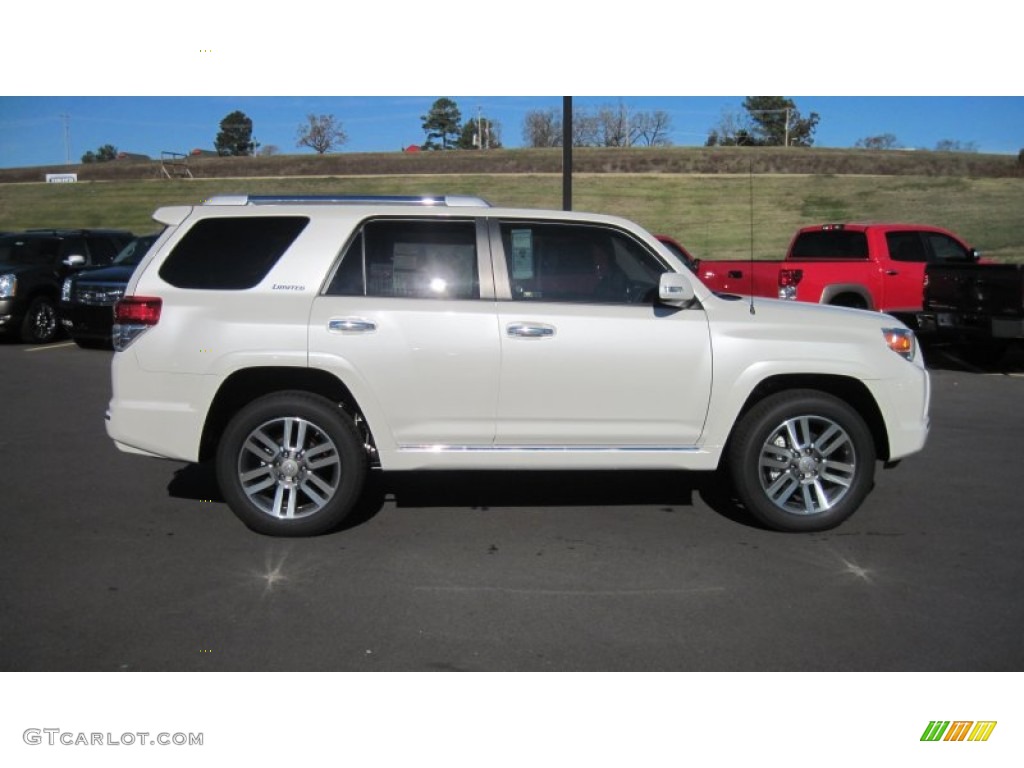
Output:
[
  {"xmin": 727, "ymin": 390, "xmax": 876, "ymax": 532},
  {"xmin": 216, "ymin": 391, "xmax": 367, "ymax": 536}
]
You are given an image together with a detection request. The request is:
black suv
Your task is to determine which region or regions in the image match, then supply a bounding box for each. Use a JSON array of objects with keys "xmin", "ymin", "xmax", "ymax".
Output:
[
  {"xmin": 60, "ymin": 233, "xmax": 158, "ymax": 348},
  {"xmin": 0, "ymin": 229, "xmax": 134, "ymax": 343}
]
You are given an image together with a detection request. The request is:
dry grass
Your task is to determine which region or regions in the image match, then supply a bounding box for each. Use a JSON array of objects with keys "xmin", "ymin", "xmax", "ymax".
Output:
[{"xmin": 2, "ymin": 147, "xmax": 1022, "ymax": 261}]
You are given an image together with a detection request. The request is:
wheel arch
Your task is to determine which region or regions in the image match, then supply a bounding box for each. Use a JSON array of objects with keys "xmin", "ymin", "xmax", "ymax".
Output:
[
  {"xmin": 198, "ymin": 366, "xmax": 373, "ymax": 463},
  {"xmin": 728, "ymin": 374, "xmax": 891, "ymax": 461},
  {"xmin": 820, "ymin": 284, "xmax": 874, "ymax": 310}
]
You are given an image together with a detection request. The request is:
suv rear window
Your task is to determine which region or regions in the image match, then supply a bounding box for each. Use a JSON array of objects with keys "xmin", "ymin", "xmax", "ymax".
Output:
[
  {"xmin": 159, "ymin": 216, "xmax": 309, "ymax": 289},
  {"xmin": 790, "ymin": 230, "xmax": 868, "ymax": 259}
]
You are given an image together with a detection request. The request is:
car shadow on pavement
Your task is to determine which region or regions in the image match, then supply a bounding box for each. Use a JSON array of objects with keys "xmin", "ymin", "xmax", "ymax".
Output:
[
  {"xmin": 167, "ymin": 462, "xmax": 763, "ymax": 532},
  {"xmin": 358, "ymin": 467, "xmax": 763, "ymax": 530},
  {"xmin": 922, "ymin": 340, "xmax": 1024, "ymax": 373}
]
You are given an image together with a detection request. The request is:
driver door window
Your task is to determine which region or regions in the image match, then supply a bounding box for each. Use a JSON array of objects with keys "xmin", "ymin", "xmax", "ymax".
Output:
[
  {"xmin": 501, "ymin": 222, "xmax": 666, "ymax": 304},
  {"xmin": 925, "ymin": 232, "xmax": 972, "ymax": 264}
]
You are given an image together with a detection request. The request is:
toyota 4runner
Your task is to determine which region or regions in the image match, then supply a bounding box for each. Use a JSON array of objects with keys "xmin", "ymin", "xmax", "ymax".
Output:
[{"xmin": 106, "ymin": 195, "xmax": 930, "ymax": 535}]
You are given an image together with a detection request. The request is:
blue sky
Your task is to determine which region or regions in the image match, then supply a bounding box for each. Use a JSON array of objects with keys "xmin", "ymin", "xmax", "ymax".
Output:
[
  {"xmin": 1, "ymin": 95, "xmax": 1021, "ymax": 168},
  {"xmin": 2, "ymin": 3, "xmax": 1019, "ymax": 168}
]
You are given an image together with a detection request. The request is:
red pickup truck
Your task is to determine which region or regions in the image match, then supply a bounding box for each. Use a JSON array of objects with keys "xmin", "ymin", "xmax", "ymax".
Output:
[{"xmin": 697, "ymin": 223, "xmax": 980, "ymax": 321}]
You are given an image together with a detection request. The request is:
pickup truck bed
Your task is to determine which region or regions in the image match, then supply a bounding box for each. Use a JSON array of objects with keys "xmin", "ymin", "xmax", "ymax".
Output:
[{"xmin": 918, "ymin": 262, "xmax": 1024, "ymax": 363}]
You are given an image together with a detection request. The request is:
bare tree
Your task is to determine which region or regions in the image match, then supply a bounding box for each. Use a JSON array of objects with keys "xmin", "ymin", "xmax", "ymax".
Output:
[
  {"xmin": 296, "ymin": 114, "xmax": 348, "ymax": 154},
  {"xmin": 572, "ymin": 107, "xmax": 600, "ymax": 147},
  {"xmin": 705, "ymin": 109, "xmax": 756, "ymax": 146},
  {"xmin": 631, "ymin": 110, "xmax": 673, "ymax": 146},
  {"xmin": 524, "ymin": 103, "xmax": 672, "ymax": 149},
  {"xmin": 522, "ymin": 108, "xmax": 562, "ymax": 147},
  {"xmin": 596, "ymin": 104, "xmax": 631, "ymax": 147},
  {"xmin": 855, "ymin": 133, "xmax": 901, "ymax": 150},
  {"xmin": 935, "ymin": 139, "xmax": 978, "ymax": 153}
]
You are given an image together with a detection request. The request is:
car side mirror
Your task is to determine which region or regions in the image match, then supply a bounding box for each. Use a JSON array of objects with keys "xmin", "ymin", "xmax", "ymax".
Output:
[
  {"xmin": 971, "ymin": 249, "xmax": 981, "ymax": 262},
  {"xmin": 63, "ymin": 254, "xmax": 86, "ymax": 268},
  {"xmin": 658, "ymin": 272, "xmax": 695, "ymax": 306}
]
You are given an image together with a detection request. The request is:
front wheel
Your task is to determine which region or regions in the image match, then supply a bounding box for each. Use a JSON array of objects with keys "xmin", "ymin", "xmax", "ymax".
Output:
[
  {"xmin": 20, "ymin": 296, "xmax": 59, "ymax": 343},
  {"xmin": 727, "ymin": 390, "xmax": 876, "ymax": 532},
  {"xmin": 216, "ymin": 391, "xmax": 368, "ymax": 536}
]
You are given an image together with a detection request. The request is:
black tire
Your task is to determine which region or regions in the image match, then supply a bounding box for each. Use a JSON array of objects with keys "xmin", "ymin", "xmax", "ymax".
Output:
[
  {"xmin": 20, "ymin": 296, "xmax": 59, "ymax": 343},
  {"xmin": 727, "ymin": 390, "xmax": 876, "ymax": 532},
  {"xmin": 216, "ymin": 391, "xmax": 368, "ymax": 536}
]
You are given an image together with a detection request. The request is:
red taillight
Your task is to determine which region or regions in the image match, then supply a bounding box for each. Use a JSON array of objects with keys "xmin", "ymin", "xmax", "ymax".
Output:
[
  {"xmin": 114, "ymin": 296, "xmax": 162, "ymax": 325},
  {"xmin": 778, "ymin": 269, "xmax": 803, "ymax": 287}
]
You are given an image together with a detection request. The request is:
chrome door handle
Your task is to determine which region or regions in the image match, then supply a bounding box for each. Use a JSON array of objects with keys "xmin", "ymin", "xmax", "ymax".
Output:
[
  {"xmin": 507, "ymin": 322, "xmax": 555, "ymax": 338},
  {"xmin": 328, "ymin": 317, "xmax": 377, "ymax": 333}
]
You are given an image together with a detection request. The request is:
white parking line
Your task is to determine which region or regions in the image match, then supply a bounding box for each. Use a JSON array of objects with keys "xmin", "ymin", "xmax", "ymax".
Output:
[{"xmin": 24, "ymin": 341, "xmax": 76, "ymax": 352}]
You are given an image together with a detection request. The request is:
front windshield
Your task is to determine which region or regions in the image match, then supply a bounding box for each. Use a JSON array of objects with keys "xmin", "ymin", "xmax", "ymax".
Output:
[{"xmin": 111, "ymin": 234, "xmax": 158, "ymax": 266}]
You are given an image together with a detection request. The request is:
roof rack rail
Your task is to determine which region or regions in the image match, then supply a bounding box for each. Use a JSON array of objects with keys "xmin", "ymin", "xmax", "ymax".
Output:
[{"xmin": 203, "ymin": 194, "xmax": 491, "ymax": 208}]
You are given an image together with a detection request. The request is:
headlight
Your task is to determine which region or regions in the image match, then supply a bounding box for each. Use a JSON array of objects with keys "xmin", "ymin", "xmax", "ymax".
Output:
[
  {"xmin": 883, "ymin": 327, "xmax": 916, "ymax": 361},
  {"xmin": 0, "ymin": 273, "xmax": 16, "ymax": 298},
  {"xmin": 62, "ymin": 277, "xmax": 73, "ymax": 302}
]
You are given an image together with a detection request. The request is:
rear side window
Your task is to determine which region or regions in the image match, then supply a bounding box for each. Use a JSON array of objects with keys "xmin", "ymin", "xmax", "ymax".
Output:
[
  {"xmin": 159, "ymin": 216, "xmax": 309, "ymax": 289},
  {"xmin": 0, "ymin": 236, "xmax": 61, "ymax": 265},
  {"xmin": 886, "ymin": 231, "xmax": 927, "ymax": 262},
  {"xmin": 790, "ymin": 230, "xmax": 869, "ymax": 259},
  {"xmin": 326, "ymin": 218, "xmax": 478, "ymax": 299}
]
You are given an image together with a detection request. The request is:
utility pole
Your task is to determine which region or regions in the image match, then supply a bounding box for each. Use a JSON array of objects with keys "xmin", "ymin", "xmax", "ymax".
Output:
[{"xmin": 60, "ymin": 113, "xmax": 71, "ymax": 166}]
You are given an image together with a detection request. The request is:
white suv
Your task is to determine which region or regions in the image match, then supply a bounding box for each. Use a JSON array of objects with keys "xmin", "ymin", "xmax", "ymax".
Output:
[{"xmin": 106, "ymin": 194, "xmax": 930, "ymax": 535}]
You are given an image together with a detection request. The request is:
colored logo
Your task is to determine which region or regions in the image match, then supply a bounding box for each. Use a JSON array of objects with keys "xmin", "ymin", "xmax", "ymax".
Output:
[{"xmin": 921, "ymin": 721, "xmax": 997, "ymax": 742}]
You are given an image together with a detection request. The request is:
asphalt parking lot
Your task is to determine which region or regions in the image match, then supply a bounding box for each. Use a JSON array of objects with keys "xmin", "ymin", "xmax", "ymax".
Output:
[{"xmin": 1, "ymin": 338, "xmax": 1022, "ymax": 671}]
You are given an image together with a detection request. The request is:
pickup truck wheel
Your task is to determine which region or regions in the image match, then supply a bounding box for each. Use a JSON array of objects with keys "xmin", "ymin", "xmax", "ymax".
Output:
[
  {"xmin": 20, "ymin": 296, "xmax": 59, "ymax": 343},
  {"xmin": 216, "ymin": 392, "xmax": 367, "ymax": 536},
  {"xmin": 728, "ymin": 390, "xmax": 875, "ymax": 532}
]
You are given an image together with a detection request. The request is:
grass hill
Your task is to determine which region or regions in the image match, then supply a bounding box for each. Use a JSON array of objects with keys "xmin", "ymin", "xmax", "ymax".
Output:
[{"xmin": 2, "ymin": 146, "xmax": 1022, "ymax": 261}]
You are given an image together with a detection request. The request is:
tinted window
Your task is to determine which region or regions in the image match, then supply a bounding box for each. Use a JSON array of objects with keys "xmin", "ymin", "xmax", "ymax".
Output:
[
  {"xmin": 925, "ymin": 232, "xmax": 972, "ymax": 264},
  {"xmin": 0, "ymin": 236, "xmax": 62, "ymax": 265},
  {"xmin": 790, "ymin": 230, "xmax": 868, "ymax": 259},
  {"xmin": 84, "ymin": 236, "xmax": 119, "ymax": 265},
  {"xmin": 326, "ymin": 219, "xmax": 478, "ymax": 299},
  {"xmin": 112, "ymin": 234, "xmax": 159, "ymax": 266},
  {"xmin": 159, "ymin": 217, "xmax": 308, "ymax": 289},
  {"xmin": 887, "ymin": 231, "xmax": 927, "ymax": 262},
  {"xmin": 501, "ymin": 221, "xmax": 667, "ymax": 304}
]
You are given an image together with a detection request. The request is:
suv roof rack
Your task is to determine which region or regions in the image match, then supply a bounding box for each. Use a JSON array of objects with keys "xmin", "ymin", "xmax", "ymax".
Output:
[{"xmin": 203, "ymin": 194, "xmax": 491, "ymax": 208}]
